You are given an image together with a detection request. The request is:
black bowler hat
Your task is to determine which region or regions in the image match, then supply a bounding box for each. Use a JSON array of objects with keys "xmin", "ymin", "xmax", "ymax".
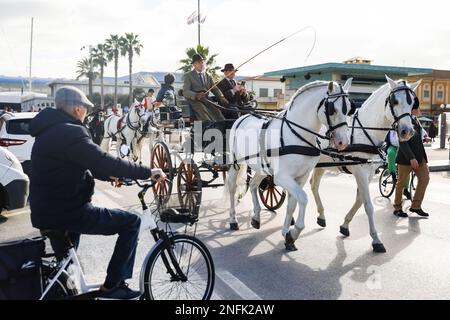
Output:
[
  {"xmin": 191, "ymin": 54, "xmax": 205, "ymax": 64},
  {"xmin": 221, "ymin": 63, "xmax": 235, "ymax": 72}
]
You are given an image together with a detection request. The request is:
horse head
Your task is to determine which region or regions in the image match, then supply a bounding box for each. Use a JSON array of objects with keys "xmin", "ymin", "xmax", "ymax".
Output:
[
  {"xmin": 385, "ymin": 75, "xmax": 421, "ymax": 142},
  {"xmin": 317, "ymin": 78, "xmax": 353, "ymax": 151}
]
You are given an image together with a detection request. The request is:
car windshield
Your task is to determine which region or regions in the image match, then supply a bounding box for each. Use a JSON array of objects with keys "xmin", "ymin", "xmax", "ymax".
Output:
[{"xmin": 6, "ymin": 119, "xmax": 32, "ymax": 135}]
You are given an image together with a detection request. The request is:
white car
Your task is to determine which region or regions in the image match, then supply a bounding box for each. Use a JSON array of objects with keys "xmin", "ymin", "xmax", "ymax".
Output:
[
  {"xmin": 0, "ymin": 111, "xmax": 37, "ymax": 176},
  {"xmin": 0, "ymin": 146, "xmax": 29, "ymax": 213}
]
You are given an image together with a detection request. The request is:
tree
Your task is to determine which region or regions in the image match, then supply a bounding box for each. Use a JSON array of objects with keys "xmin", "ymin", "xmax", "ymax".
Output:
[
  {"xmin": 76, "ymin": 56, "xmax": 98, "ymax": 101},
  {"xmin": 104, "ymin": 34, "xmax": 123, "ymax": 109},
  {"xmin": 120, "ymin": 33, "xmax": 143, "ymax": 107},
  {"xmin": 178, "ymin": 44, "xmax": 221, "ymax": 80},
  {"xmin": 92, "ymin": 44, "xmax": 108, "ymax": 111}
]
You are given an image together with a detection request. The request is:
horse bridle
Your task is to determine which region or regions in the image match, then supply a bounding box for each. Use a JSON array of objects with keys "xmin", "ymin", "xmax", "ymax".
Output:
[
  {"xmin": 385, "ymin": 83, "xmax": 419, "ymax": 128},
  {"xmin": 317, "ymin": 84, "xmax": 353, "ymax": 138},
  {"xmin": 127, "ymin": 103, "xmax": 146, "ymax": 130}
]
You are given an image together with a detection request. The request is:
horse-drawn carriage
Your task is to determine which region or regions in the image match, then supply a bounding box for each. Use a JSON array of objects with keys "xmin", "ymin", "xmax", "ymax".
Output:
[{"xmin": 147, "ymin": 90, "xmax": 288, "ymax": 213}]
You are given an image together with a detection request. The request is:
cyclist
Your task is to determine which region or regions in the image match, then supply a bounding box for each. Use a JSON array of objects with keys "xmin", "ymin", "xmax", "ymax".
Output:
[
  {"xmin": 29, "ymin": 86, "xmax": 166, "ymax": 300},
  {"xmin": 385, "ymin": 130, "xmax": 411, "ymax": 200}
]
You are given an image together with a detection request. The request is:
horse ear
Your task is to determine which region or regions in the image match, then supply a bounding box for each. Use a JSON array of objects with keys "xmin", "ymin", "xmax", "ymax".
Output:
[
  {"xmin": 385, "ymin": 75, "xmax": 397, "ymax": 90},
  {"xmin": 343, "ymin": 77, "xmax": 353, "ymax": 92},
  {"xmin": 408, "ymin": 79, "xmax": 422, "ymax": 92},
  {"xmin": 327, "ymin": 82, "xmax": 334, "ymax": 94}
]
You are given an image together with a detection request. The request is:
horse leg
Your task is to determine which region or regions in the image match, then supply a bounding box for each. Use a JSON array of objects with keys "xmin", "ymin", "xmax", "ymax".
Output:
[
  {"xmin": 282, "ymin": 193, "xmax": 297, "ymax": 243},
  {"xmin": 352, "ymin": 171, "xmax": 386, "ymax": 253},
  {"xmin": 249, "ymin": 173, "xmax": 266, "ymax": 230},
  {"xmin": 310, "ymin": 168, "xmax": 327, "ymax": 228},
  {"xmin": 227, "ymin": 165, "xmax": 241, "ymax": 231},
  {"xmin": 339, "ymin": 188, "xmax": 363, "ymax": 237},
  {"xmin": 275, "ymin": 174, "xmax": 308, "ymax": 251}
]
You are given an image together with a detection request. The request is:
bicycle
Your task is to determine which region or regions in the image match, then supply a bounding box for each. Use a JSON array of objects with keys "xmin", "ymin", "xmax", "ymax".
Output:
[
  {"xmin": 378, "ymin": 165, "xmax": 416, "ymax": 199},
  {"xmin": 38, "ymin": 179, "xmax": 215, "ymax": 300}
]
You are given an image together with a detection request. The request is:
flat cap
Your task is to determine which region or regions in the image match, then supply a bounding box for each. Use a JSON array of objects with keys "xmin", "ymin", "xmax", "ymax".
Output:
[{"xmin": 55, "ymin": 86, "xmax": 94, "ymax": 109}]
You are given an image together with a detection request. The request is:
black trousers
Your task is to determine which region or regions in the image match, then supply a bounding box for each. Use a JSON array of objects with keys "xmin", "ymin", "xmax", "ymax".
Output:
[{"xmin": 48, "ymin": 205, "xmax": 141, "ymax": 287}]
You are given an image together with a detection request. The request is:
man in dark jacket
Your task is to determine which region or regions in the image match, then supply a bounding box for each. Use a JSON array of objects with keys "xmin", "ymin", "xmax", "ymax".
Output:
[
  {"xmin": 393, "ymin": 105, "xmax": 430, "ymax": 218},
  {"xmin": 29, "ymin": 86, "xmax": 165, "ymax": 300},
  {"xmin": 217, "ymin": 63, "xmax": 249, "ymax": 120}
]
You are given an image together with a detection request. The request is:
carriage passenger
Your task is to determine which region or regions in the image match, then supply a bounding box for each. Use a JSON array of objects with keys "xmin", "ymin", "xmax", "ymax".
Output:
[
  {"xmin": 217, "ymin": 63, "xmax": 249, "ymax": 120},
  {"xmin": 141, "ymin": 88, "xmax": 156, "ymax": 131}
]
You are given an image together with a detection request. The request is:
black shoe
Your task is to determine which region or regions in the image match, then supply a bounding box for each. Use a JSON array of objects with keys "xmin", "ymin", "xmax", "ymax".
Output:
[
  {"xmin": 410, "ymin": 208, "xmax": 429, "ymax": 217},
  {"xmin": 403, "ymin": 189, "xmax": 412, "ymax": 200},
  {"xmin": 393, "ymin": 210, "xmax": 408, "ymax": 218},
  {"xmin": 97, "ymin": 281, "xmax": 141, "ymax": 300}
]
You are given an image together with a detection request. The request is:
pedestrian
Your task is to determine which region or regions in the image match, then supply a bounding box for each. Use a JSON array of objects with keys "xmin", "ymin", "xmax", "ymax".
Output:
[
  {"xmin": 385, "ymin": 130, "xmax": 411, "ymax": 200},
  {"xmin": 393, "ymin": 105, "xmax": 431, "ymax": 218},
  {"xmin": 428, "ymin": 121, "xmax": 438, "ymax": 142},
  {"xmin": 29, "ymin": 86, "xmax": 166, "ymax": 299}
]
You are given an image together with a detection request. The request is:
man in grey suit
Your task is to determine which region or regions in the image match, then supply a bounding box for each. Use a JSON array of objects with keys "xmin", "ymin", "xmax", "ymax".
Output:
[{"xmin": 183, "ymin": 54, "xmax": 228, "ymax": 122}]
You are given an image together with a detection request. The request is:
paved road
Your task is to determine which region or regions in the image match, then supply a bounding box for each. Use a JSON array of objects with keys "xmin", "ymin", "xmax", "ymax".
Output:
[{"xmin": 2, "ymin": 141, "xmax": 450, "ymax": 300}]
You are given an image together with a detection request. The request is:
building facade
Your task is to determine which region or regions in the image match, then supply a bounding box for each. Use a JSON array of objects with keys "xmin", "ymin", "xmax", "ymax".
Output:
[{"xmin": 243, "ymin": 76, "xmax": 284, "ymax": 109}]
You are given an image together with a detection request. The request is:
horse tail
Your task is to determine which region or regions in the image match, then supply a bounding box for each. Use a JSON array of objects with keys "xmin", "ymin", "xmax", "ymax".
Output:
[
  {"xmin": 234, "ymin": 163, "xmax": 249, "ymax": 202},
  {"xmin": 100, "ymin": 116, "xmax": 113, "ymax": 152}
]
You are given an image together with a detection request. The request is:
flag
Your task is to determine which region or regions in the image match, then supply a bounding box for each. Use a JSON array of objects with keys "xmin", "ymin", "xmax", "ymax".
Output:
[{"xmin": 187, "ymin": 11, "xmax": 197, "ymax": 25}]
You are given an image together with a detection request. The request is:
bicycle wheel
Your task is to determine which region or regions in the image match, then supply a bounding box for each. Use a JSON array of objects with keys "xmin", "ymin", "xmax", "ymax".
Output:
[
  {"xmin": 378, "ymin": 168, "xmax": 396, "ymax": 198},
  {"xmin": 142, "ymin": 234, "xmax": 215, "ymax": 300},
  {"xmin": 41, "ymin": 263, "xmax": 78, "ymax": 300}
]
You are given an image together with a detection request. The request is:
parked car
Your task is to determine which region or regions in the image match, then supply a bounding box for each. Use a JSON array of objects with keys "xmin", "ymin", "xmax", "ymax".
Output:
[
  {"xmin": 0, "ymin": 146, "xmax": 29, "ymax": 213},
  {"xmin": 0, "ymin": 111, "xmax": 37, "ymax": 177}
]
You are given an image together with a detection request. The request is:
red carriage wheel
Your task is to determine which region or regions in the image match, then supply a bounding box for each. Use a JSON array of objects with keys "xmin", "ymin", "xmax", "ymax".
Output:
[
  {"xmin": 258, "ymin": 176, "xmax": 286, "ymax": 212},
  {"xmin": 150, "ymin": 142, "xmax": 173, "ymax": 197},
  {"xmin": 177, "ymin": 159, "xmax": 202, "ymax": 216}
]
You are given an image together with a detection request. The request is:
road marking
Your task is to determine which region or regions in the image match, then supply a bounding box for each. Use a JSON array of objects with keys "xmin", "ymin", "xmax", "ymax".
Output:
[
  {"xmin": 216, "ymin": 269, "xmax": 261, "ymax": 300},
  {"xmin": 4, "ymin": 208, "xmax": 30, "ymax": 217}
]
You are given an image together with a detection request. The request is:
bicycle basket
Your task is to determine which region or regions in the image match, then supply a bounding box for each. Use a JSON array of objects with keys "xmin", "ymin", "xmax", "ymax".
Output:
[
  {"xmin": 0, "ymin": 238, "xmax": 45, "ymax": 300},
  {"xmin": 154, "ymin": 192, "xmax": 201, "ymax": 225}
]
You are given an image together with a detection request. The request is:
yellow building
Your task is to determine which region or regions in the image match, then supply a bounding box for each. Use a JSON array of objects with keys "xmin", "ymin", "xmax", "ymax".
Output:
[{"xmin": 408, "ymin": 70, "xmax": 450, "ymax": 118}]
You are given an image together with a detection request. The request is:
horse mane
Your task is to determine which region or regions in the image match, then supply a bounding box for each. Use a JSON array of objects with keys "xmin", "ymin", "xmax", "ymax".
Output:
[{"xmin": 286, "ymin": 81, "xmax": 329, "ymax": 110}]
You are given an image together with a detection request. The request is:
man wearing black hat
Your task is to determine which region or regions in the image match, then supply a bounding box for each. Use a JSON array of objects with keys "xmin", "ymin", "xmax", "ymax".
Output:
[
  {"xmin": 182, "ymin": 54, "xmax": 228, "ymax": 121},
  {"xmin": 217, "ymin": 63, "xmax": 249, "ymax": 119},
  {"xmin": 393, "ymin": 105, "xmax": 431, "ymax": 218},
  {"xmin": 29, "ymin": 86, "xmax": 165, "ymax": 299}
]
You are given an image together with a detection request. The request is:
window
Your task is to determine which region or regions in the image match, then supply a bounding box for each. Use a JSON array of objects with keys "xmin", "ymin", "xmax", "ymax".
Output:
[
  {"xmin": 274, "ymin": 89, "xmax": 282, "ymax": 98},
  {"xmin": 259, "ymin": 88, "xmax": 269, "ymax": 97},
  {"xmin": 437, "ymin": 91, "xmax": 444, "ymax": 99},
  {"xmin": 6, "ymin": 119, "xmax": 32, "ymax": 135},
  {"xmin": 423, "ymin": 90, "xmax": 430, "ymax": 99}
]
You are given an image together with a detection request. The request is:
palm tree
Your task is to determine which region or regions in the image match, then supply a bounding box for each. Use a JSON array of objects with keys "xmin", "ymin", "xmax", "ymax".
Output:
[
  {"xmin": 92, "ymin": 44, "xmax": 108, "ymax": 111},
  {"xmin": 179, "ymin": 44, "xmax": 221, "ymax": 80},
  {"xmin": 104, "ymin": 34, "xmax": 123, "ymax": 109},
  {"xmin": 76, "ymin": 56, "xmax": 98, "ymax": 101},
  {"xmin": 120, "ymin": 33, "xmax": 143, "ymax": 107}
]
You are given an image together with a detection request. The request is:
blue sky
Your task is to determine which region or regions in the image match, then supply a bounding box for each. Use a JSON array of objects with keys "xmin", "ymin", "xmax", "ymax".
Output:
[{"xmin": 1, "ymin": 0, "xmax": 450, "ymax": 79}]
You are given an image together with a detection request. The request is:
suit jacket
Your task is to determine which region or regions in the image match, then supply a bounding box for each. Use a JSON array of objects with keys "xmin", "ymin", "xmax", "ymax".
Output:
[
  {"xmin": 182, "ymin": 70, "xmax": 223, "ymax": 102},
  {"xmin": 217, "ymin": 78, "xmax": 249, "ymax": 106},
  {"xmin": 396, "ymin": 117, "xmax": 428, "ymax": 165}
]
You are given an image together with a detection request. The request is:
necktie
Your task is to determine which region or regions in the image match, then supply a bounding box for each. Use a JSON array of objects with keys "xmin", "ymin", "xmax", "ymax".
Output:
[
  {"xmin": 199, "ymin": 73, "xmax": 205, "ymax": 86},
  {"xmin": 230, "ymin": 79, "xmax": 236, "ymax": 87}
]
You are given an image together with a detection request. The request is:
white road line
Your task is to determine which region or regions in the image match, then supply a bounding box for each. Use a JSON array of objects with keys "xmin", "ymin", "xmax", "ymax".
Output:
[
  {"xmin": 4, "ymin": 208, "xmax": 30, "ymax": 217},
  {"xmin": 216, "ymin": 269, "xmax": 261, "ymax": 300}
]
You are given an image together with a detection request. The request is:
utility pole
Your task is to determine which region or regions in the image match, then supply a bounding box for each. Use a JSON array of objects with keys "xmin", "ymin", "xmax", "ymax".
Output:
[
  {"xmin": 29, "ymin": 17, "xmax": 34, "ymax": 92},
  {"xmin": 197, "ymin": 0, "xmax": 201, "ymax": 46}
]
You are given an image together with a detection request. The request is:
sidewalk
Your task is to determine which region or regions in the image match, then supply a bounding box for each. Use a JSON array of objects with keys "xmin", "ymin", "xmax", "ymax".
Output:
[{"xmin": 425, "ymin": 141, "xmax": 450, "ymax": 162}]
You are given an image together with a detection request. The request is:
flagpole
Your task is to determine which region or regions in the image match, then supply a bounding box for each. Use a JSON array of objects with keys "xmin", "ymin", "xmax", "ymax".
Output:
[{"xmin": 197, "ymin": 0, "xmax": 201, "ymax": 46}]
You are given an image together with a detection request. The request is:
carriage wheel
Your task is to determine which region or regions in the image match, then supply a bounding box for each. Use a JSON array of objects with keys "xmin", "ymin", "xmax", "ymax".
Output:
[
  {"xmin": 151, "ymin": 142, "xmax": 174, "ymax": 197},
  {"xmin": 177, "ymin": 159, "xmax": 202, "ymax": 215},
  {"xmin": 258, "ymin": 176, "xmax": 286, "ymax": 212},
  {"xmin": 378, "ymin": 168, "xmax": 396, "ymax": 198}
]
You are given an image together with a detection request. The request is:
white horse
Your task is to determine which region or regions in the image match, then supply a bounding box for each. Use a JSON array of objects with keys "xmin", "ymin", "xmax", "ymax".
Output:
[
  {"xmin": 310, "ymin": 76, "xmax": 420, "ymax": 253},
  {"xmin": 100, "ymin": 101, "xmax": 156, "ymax": 163},
  {"xmin": 227, "ymin": 79, "xmax": 353, "ymax": 251}
]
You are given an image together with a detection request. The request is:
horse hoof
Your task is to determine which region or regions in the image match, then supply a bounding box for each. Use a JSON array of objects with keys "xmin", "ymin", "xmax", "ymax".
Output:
[
  {"xmin": 340, "ymin": 226, "xmax": 350, "ymax": 237},
  {"xmin": 373, "ymin": 243, "xmax": 386, "ymax": 253},
  {"xmin": 284, "ymin": 231, "xmax": 297, "ymax": 251},
  {"xmin": 290, "ymin": 217, "xmax": 295, "ymax": 226},
  {"xmin": 317, "ymin": 218, "xmax": 326, "ymax": 228},
  {"xmin": 285, "ymin": 242, "xmax": 298, "ymax": 251},
  {"xmin": 230, "ymin": 223, "xmax": 239, "ymax": 231},
  {"xmin": 251, "ymin": 219, "xmax": 260, "ymax": 230}
]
